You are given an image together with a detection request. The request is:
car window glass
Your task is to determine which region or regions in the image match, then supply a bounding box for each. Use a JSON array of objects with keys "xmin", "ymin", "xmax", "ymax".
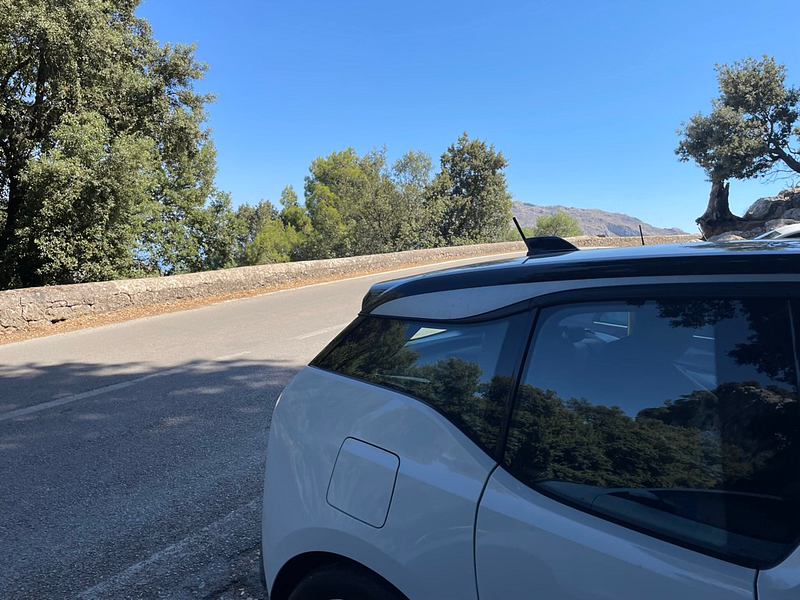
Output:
[
  {"xmin": 314, "ymin": 314, "xmax": 525, "ymax": 453},
  {"xmin": 505, "ymin": 298, "xmax": 800, "ymax": 568}
]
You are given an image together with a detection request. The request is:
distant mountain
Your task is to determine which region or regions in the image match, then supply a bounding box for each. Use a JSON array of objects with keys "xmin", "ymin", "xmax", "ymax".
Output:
[{"xmin": 512, "ymin": 202, "xmax": 687, "ymax": 237}]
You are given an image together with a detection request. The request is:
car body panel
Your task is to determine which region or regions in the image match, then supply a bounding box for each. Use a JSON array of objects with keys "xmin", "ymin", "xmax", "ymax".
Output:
[
  {"xmin": 262, "ymin": 367, "xmax": 496, "ymax": 600},
  {"xmin": 755, "ymin": 224, "xmax": 800, "ymax": 240},
  {"xmin": 758, "ymin": 547, "xmax": 800, "ymax": 599},
  {"xmin": 263, "ymin": 242, "xmax": 800, "ymax": 599},
  {"xmin": 326, "ymin": 438, "xmax": 399, "ymax": 528},
  {"xmin": 476, "ymin": 468, "xmax": 755, "ymax": 600}
]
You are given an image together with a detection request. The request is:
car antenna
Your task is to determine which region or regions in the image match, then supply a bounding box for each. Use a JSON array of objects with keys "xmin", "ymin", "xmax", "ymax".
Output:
[
  {"xmin": 512, "ymin": 216, "xmax": 579, "ymax": 256},
  {"xmin": 639, "ymin": 224, "xmax": 645, "ymax": 246},
  {"xmin": 513, "ymin": 216, "xmax": 527, "ymax": 243}
]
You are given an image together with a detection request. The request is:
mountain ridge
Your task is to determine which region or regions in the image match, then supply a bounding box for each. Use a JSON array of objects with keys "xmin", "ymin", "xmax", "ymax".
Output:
[{"xmin": 512, "ymin": 201, "xmax": 687, "ymax": 237}]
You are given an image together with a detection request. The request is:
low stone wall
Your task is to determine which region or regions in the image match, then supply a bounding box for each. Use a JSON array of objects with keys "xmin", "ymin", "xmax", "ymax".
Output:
[{"xmin": 0, "ymin": 235, "xmax": 699, "ymax": 334}]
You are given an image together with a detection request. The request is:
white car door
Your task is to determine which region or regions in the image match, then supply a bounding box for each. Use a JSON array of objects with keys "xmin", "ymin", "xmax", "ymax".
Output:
[
  {"xmin": 476, "ymin": 467, "xmax": 755, "ymax": 599},
  {"xmin": 759, "ymin": 548, "xmax": 800, "ymax": 599},
  {"xmin": 476, "ymin": 293, "xmax": 800, "ymax": 599}
]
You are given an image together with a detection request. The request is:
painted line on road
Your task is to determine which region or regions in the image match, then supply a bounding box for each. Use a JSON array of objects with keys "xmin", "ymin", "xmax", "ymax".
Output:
[
  {"xmin": 77, "ymin": 497, "xmax": 260, "ymax": 600},
  {"xmin": 213, "ymin": 350, "xmax": 251, "ymax": 361},
  {"xmin": 294, "ymin": 323, "xmax": 350, "ymax": 340},
  {"xmin": 0, "ymin": 351, "xmax": 252, "ymax": 423}
]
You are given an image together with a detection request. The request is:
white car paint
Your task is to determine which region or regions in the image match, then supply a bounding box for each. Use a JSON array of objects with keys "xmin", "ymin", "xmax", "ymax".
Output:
[
  {"xmin": 755, "ymin": 223, "xmax": 800, "ymax": 239},
  {"xmin": 326, "ymin": 438, "xmax": 399, "ymax": 528},
  {"xmin": 262, "ymin": 367, "xmax": 496, "ymax": 600},
  {"xmin": 759, "ymin": 547, "xmax": 800, "ymax": 599},
  {"xmin": 475, "ymin": 468, "xmax": 754, "ymax": 599},
  {"xmin": 261, "ymin": 255, "xmax": 800, "ymax": 599}
]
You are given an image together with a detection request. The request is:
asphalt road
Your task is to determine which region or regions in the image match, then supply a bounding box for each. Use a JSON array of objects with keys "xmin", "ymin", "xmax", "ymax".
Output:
[{"xmin": 0, "ymin": 252, "xmax": 522, "ymax": 600}]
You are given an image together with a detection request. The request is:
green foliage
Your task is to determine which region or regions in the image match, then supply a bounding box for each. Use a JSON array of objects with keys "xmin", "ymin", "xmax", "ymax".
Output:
[
  {"xmin": 189, "ymin": 192, "xmax": 242, "ymax": 272},
  {"xmin": 243, "ymin": 217, "xmax": 301, "ymax": 265},
  {"xmin": 425, "ymin": 132, "xmax": 513, "ymax": 245},
  {"xmin": 390, "ymin": 150, "xmax": 436, "ymax": 248},
  {"xmin": 532, "ymin": 211, "xmax": 582, "ymax": 237},
  {"xmin": 0, "ymin": 3, "xmax": 517, "ymax": 295},
  {"xmin": 302, "ymin": 147, "xmax": 426, "ymax": 259},
  {"xmin": 0, "ymin": 0, "xmax": 229, "ymax": 287},
  {"xmin": 234, "ymin": 200, "xmax": 278, "ymax": 264},
  {"xmin": 231, "ymin": 137, "xmax": 513, "ymax": 268},
  {"xmin": 677, "ymin": 55, "xmax": 800, "ymax": 184},
  {"xmin": 19, "ymin": 112, "xmax": 157, "ymax": 283}
]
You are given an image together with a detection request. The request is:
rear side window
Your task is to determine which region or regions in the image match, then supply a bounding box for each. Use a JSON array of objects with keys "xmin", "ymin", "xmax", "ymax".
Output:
[
  {"xmin": 505, "ymin": 297, "xmax": 800, "ymax": 568},
  {"xmin": 313, "ymin": 314, "xmax": 527, "ymax": 453}
]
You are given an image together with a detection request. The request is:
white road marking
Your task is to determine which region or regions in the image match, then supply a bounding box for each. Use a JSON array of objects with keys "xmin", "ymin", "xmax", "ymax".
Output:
[
  {"xmin": 0, "ymin": 351, "xmax": 252, "ymax": 423},
  {"xmin": 213, "ymin": 350, "xmax": 251, "ymax": 361},
  {"xmin": 76, "ymin": 498, "xmax": 260, "ymax": 600},
  {"xmin": 294, "ymin": 323, "xmax": 350, "ymax": 340}
]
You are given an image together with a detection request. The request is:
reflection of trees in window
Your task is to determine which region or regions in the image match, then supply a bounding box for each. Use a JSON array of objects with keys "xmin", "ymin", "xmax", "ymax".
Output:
[
  {"xmin": 639, "ymin": 382, "xmax": 800, "ymax": 500},
  {"xmin": 507, "ymin": 384, "xmax": 721, "ymax": 490},
  {"xmin": 319, "ymin": 319, "xmax": 419, "ymax": 378},
  {"xmin": 506, "ymin": 380, "xmax": 800, "ymax": 503},
  {"xmin": 316, "ymin": 318, "xmax": 512, "ymax": 452}
]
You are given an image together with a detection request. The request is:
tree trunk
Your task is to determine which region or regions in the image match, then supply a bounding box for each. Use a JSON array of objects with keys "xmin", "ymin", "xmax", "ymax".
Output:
[
  {"xmin": 0, "ymin": 173, "xmax": 22, "ymax": 289},
  {"xmin": 696, "ymin": 181, "xmax": 743, "ymax": 239}
]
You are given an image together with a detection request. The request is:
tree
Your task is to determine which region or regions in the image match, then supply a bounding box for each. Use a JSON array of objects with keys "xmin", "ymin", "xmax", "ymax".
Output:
[
  {"xmin": 276, "ymin": 185, "xmax": 313, "ymax": 261},
  {"xmin": 242, "ymin": 215, "xmax": 301, "ymax": 265},
  {"xmin": 0, "ymin": 0, "xmax": 224, "ymax": 287},
  {"xmin": 426, "ymin": 132, "xmax": 512, "ymax": 245},
  {"xmin": 390, "ymin": 150, "xmax": 435, "ymax": 248},
  {"xmin": 533, "ymin": 211, "xmax": 582, "ymax": 237},
  {"xmin": 303, "ymin": 147, "xmax": 427, "ymax": 258},
  {"xmin": 188, "ymin": 191, "xmax": 241, "ymax": 272},
  {"xmin": 676, "ymin": 56, "xmax": 800, "ymax": 237},
  {"xmin": 234, "ymin": 199, "xmax": 278, "ymax": 263}
]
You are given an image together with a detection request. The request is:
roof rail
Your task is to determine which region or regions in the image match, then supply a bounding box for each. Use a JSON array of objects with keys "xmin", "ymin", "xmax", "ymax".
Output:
[{"xmin": 512, "ymin": 217, "xmax": 579, "ymax": 257}]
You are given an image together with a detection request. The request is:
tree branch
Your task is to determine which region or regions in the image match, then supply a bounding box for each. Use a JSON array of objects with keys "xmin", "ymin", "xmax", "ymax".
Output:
[
  {"xmin": 0, "ymin": 57, "xmax": 32, "ymax": 91},
  {"xmin": 771, "ymin": 144, "xmax": 800, "ymax": 175}
]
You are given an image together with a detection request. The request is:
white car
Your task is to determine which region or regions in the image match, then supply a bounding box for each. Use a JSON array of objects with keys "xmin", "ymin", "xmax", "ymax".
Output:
[
  {"xmin": 755, "ymin": 223, "xmax": 800, "ymax": 239},
  {"xmin": 261, "ymin": 239, "xmax": 800, "ymax": 600}
]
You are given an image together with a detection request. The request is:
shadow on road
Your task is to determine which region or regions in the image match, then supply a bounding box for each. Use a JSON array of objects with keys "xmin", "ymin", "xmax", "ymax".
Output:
[{"xmin": 0, "ymin": 356, "xmax": 302, "ymax": 600}]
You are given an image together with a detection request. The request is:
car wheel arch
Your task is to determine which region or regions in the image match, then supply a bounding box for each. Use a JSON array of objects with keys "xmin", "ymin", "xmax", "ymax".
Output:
[{"xmin": 270, "ymin": 552, "xmax": 409, "ymax": 600}]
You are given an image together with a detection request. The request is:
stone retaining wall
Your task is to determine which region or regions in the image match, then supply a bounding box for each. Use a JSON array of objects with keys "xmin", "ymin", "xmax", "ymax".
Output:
[{"xmin": 0, "ymin": 235, "xmax": 699, "ymax": 334}]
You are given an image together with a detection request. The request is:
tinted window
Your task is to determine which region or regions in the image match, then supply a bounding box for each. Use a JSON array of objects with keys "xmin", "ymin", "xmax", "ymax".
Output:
[
  {"xmin": 314, "ymin": 314, "xmax": 526, "ymax": 453},
  {"xmin": 505, "ymin": 298, "xmax": 800, "ymax": 567}
]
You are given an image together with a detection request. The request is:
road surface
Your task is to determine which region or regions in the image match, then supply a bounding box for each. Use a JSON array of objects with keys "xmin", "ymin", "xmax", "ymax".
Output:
[{"xmin": 0, "ymin": 252, "xmax": 522, "ymax": 600}]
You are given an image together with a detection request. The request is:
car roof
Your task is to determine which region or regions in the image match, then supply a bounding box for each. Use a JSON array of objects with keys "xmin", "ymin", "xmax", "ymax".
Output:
[
  {"xmin": 362, "ymin": 240, "xmax": 800, "ymax": 320},
  {"xmin": 773, "ymin": 223, "xmax": 800, "ymax": 233},
  {"xmin": 773, "ymin": 223, "xmax": 800, "ymax": 235}
]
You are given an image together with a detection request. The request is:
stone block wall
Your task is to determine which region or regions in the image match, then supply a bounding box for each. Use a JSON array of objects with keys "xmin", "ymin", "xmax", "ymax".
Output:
[{"xmin": 0, "ymin": 235, "xmax": 699, "ymax": 334}]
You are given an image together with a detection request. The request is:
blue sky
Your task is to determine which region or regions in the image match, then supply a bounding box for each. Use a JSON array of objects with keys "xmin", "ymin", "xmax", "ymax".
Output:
[{"xmin": 137, "ymin": 0, "xmax": 800, "ymax": 233}]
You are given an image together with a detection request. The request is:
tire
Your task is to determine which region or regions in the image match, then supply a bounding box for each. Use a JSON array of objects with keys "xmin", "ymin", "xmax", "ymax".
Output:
[{"xmin": 288, "ymin": 563, "xmax": 405, "ymax": 600}]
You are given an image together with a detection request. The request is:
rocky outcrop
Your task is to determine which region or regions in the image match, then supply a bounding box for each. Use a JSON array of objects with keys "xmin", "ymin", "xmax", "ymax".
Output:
[
  {"xmin": 708, "ymin": 187, "xmax": 800, "ymax": 241},
  {"xmin": 744, "ymin": 188, "xmax": 800, "ymax": 221}
]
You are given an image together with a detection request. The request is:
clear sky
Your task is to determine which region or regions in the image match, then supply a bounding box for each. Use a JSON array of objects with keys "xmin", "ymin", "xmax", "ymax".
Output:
[{"xmin": 136, "ymin": 0, "xmax": 800, "ymax": 233}]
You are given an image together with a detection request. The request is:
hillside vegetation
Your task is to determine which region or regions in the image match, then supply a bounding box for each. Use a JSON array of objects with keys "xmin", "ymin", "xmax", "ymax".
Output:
[{"xmin": 512, "ymin": 202, "xmax": 686, "ymax": 237}]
